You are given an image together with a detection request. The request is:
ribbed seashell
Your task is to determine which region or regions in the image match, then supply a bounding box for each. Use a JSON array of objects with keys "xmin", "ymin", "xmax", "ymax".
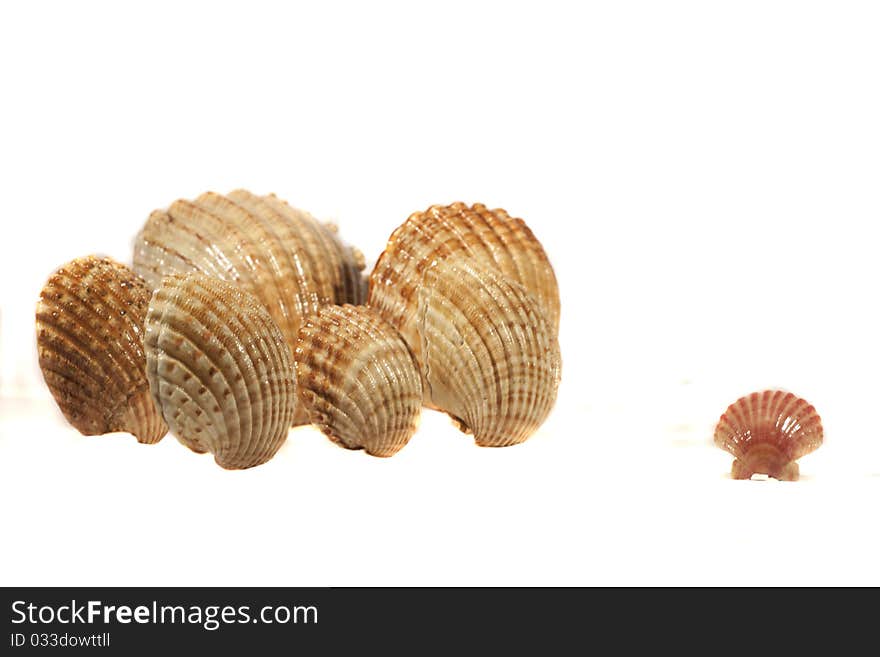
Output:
[
  {"xmin": 369, "ymin": 202, "xmax": 560, "ymax": 335},
  {"xmin": 133, "ymin": 189, "xmax": 366, "ymax": 424},
  {"xmin": 373, "ymin": 257, "xmax": 561, "ymax": 447},
  {"xmin": 35, "ymin": 255, "xmax": 167, "ymax": 444},
  {"xmin": 144, "ymin": 274, "xmax": 296, "ymax": 470},
  {"xmin": 714, "ymin": 390, "xmax": 824, "ymax": 481},
  {"xmin": 295, "ymin": 305, "xmax": 421, "ymax": 457}
]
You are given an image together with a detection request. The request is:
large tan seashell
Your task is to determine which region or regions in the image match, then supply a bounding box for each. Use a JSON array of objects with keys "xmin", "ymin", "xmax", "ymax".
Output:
[
  {"xmin": 373, "ymin": 256, "xmax": 561, "ymax": 447},
  {"xmin": 295, "ymin": 305, "xmax": 421, "ymax": 457},
  {"xmin": 133, "ymin": 189, "xmax": 366, "ymax": 423},
  {"xmin": 714, "ymin": 390, "xmax": 824, "ymax": 481},
  {"xmin": 369, "ymin": 202, "xmax": 560, "ymax": 335},
  {"xmin": 144, "ymin": 274, "xmax": 296, "ymax": 470},
  {"xmin": 35, "ymin": 255, "xmax": 167, "ymax": 444}
]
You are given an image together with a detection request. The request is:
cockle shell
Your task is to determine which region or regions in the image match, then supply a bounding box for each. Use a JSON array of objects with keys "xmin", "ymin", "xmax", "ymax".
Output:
[
  {"xmin": 367, "ymin": 202, "xmax": 561, "ymax": 446},
  {"xmin": 372, "ymin": 256, "xmax": 561, "ymax": 447},
  {"xmin": 369, "ymin": 202, "xmax": 560, "ymax": 335},
  {"xmin": 295, "ymin": 305, "xmax": 421, "ymax": 457},
  {"xmin": 35, "ymin": 255, "xmax": 167, "ymax": 444},
  {"xmin": 144, "ymin": 274, "xmax": 296, "ymax": 470},
  {"xmin": 133, "ymin": 189, "xmax": 366, "ymax": 424},
  {"xmin": 714, "ymin": 390, "xmax": 824, "ymax": 481}
]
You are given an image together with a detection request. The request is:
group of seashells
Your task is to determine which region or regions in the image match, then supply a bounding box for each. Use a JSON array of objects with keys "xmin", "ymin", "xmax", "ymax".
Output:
[
  {"xmin": 34, "ymin": 189, "xmax": 827, "ymax": 480},
  {"xmin": 35, "ymin": 191, "xmax": 563, "ymax": 470}
]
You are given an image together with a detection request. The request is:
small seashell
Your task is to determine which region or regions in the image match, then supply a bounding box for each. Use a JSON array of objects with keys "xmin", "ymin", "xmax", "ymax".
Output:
[
  {"xmin": 295, "ymin": 305, "xmax": 422, "ymax": 457},
  {"xmin": 373, "ymin": 256, "xmax": 561, "ymax": 447},
  {"xmin": 369, "ymin": 202, "xmax": 560, "ymax": 335},
  {"xmin": 144, "ymin": 274, "xmax": 296, "ymax": 470},
  {"xmin": 35, "ymin": 255, "xmax": 167, "ymax": 444},
  {"xmin": 714, "ymin": 390, "xmax": 824, "ymax": 481},
  {"xmin": 133, "ymin": 189, "xmax": 367, "ymax": 423}
]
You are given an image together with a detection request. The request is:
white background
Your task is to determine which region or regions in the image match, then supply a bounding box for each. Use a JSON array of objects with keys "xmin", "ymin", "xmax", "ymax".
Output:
[{"xmin": 2, "ymin": 1, "xmax": 879, "ymax": 585}]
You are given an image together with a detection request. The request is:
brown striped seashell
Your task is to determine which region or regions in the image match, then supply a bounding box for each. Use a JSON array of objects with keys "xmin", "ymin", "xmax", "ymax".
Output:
[
  {"xmin": 133, "ymin": 189, "xmax": 366, "ymax": 424},
  {"xmin": 295, "ymin": 304, "xmax": 421, "ymax": 457},
  {"xmin": 714, "ymin": 390, "xmax": 824, "ymax": 481},
  {"xmin": 35, "ymin": 255, "xmax": 167, "ymax": 444},
  {"xmin": 144, "ymin": 274, "xmax": 296, "ymax": 470},
  {"xmin": 369, "ymin": 202, "xmax": 560, "ymax": 335},
  {"xmin": 373, "ymin": 257, "xmax": 561, "ymax": 447}
]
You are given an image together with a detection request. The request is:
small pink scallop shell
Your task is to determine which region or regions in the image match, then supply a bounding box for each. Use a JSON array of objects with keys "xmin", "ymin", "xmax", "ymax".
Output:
[{"xmin": 714, "ymin": 390, "xmax": 823, "ymax": 481}]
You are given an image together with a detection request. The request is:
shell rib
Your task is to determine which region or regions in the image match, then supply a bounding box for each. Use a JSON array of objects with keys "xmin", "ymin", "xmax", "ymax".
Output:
[
  {"xmin": 369, "ymin": 202, "xmax": 559, "ymax": 335},
  {"xmin": 144, "ymin": 274, "xmax": 296, "ymax": 470},
  {"xmin": 295, "ymin": 305, "xmax": 422, "ymax": 457},
  {"xmin": 35, "ymin": 255, "xmax": 167, "ymax": 444},
  {"xmin": 714, "ymin": 390, "xmax": 823, "ymax": 481},
  {"xmin": 133, "ymin": 189, "xmax": 366, "ymax": 424},
  {"xmin": 372, "ymin": 256, "xmax": 560, "ymax": 447}
]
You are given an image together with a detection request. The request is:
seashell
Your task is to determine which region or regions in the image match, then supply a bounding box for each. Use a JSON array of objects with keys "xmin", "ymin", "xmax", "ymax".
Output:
[
  {"xmin": 35, "ymin": 255, "xmax": 167, "ymax": 444},
  {"xmin": 714, "ymin": 390, "xmax": 823, "ymax": 481},
  {"xmin": 372, "ymin": 257, "xmax": 561, "ymax": 447},
  {"xmin": 133, "ymin": 189, "xmax": 366, "ymax": 423},
  {"xmin": 295, "ymin": 304, "xmax": 421, "ymax": 457},
  {"xmin": 144, "ymin": 274, "xmax": 296, "ymax": 470},
  {"xmin": 369, "ymin": 202, "xmax": 560, "ymax": 335}
]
